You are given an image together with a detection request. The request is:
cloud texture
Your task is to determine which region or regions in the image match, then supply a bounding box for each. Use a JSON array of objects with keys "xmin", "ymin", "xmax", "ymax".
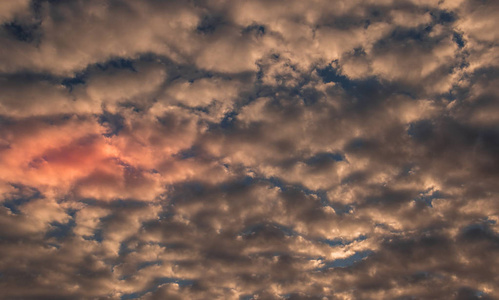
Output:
[{"xmin": 0, "ymin": 0, "xmax": 498, "ymax": 299}]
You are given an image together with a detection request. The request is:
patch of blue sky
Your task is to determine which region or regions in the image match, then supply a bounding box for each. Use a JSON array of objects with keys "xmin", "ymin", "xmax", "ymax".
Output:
[
  {"xmin": 2, "ymin": 184, "xmax": 43, "ymax": 214},
  {"xmin": 321, "ymin": 235, "xmax": 368, "ymax": 247},
  {"xmin": 413, "ymin": 189, "xmax": 443, "ymax": 207},
  {"xmin": 317, "ymin": 250, "xmax": 373, "ymax": 270}
]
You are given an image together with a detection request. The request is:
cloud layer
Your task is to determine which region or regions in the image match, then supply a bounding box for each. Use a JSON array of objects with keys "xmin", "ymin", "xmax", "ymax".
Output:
[{"xmin": 0, "ymin": 0, "xmax": 498, "ymax": 299}]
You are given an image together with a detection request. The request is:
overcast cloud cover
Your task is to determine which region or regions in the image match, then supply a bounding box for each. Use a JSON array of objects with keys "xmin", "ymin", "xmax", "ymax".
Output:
[{"xmin": 0, "ymin": 0, "xmax": 498, "ymax": 299}]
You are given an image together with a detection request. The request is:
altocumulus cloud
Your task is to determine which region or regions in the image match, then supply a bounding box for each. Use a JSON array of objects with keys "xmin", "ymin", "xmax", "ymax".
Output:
[{"xmin": 0, "ymin": 0, "xmax": 498, "ymax": 299}]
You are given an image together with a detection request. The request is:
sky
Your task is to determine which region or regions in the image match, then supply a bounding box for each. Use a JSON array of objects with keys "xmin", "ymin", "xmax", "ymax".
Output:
[{"xmin": 0, "ymin": 0, "xmax": 498, "ymax": 299}]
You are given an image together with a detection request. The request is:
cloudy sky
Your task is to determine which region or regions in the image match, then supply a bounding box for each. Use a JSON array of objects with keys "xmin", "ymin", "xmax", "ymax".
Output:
[{"xmin": 0, "ymin": 0, "xmax": 498, "ymax": 299}]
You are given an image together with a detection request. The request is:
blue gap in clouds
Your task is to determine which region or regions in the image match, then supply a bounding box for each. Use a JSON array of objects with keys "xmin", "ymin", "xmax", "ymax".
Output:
[
  {"xmin": 483, "ymin": 217, "xmax": 497, "ymax": 225},
  {"xmin": 82, "ymin": 228, "xmax": 103, "ymax": 243},
  {"xmin": 97, "ymin": 58, "xmax": 136, "ymax": 72},
  {"xmin": 388, "ymin": 20, "xmax": 434, "ymax": 44},
  {"xmin": 300, "ymin": 85, "xmax": 323, "ymax": 106},
  {"xmin": 407, "ymin": 120, "xmax": 434, "ymax": 142},
  {"xmin": 197, "ymin": 14, "xmax": 226, "ymax": 34},
  {"xmin": 316, "ymin": 63, "xmax": 352, "ymax": 89},
  {"xmin": 166, "ymin": 181, "xmax": 206, "ymax": 207},
  {"xmin": 242, "ymin": 24, "xmax": 266, "ymax": 36},
  {"xmin": 318, "ymin": 250, "xmax": 373, "ymax": 270},
  {"xmin": 61, "ymin": 57, "xmax": 136, "ymax": 90},
  {"xmin": 344, "ymin": 137, "xmax": 368, "ymax": 152},
  {"xmin": 316, "ymin": 62, "xmax": 388, "ymax": 105},
  {"xmin": 45, "ymin": 209, "xmax": 77, "ymax": 241},
  {"xmin": 460, "ymin": 222, "xmax": 499, "ymax": 243},
  {"xmin": 430, "ymin": 10, "xmax": 456, "ymax": 25},
  {"xmin": 173, "ymin": 146, "xmax": 200, "ymax": 160},
  {"xmin": 61, "ymin": 73, "xmax": 86, "ymax": 91},
  {"xmin": 220, "ymin": 110, "xmax": 238, "ymax": 129},
  {"xmin": 3, "ymin": 21, "xmax": 40, "ymax": 43},
  {"xmin": 266, "ymin": 176, "xmax": 328, "ymax": 204},
  {"xmin": 321, "ymin": 235, "xmax": 367, "ymax": 247},
  {"xmin": 2, "ymin": 184, "xmax": 43, "ymax": 214},
  {"xmin": 453, "ymin": 31, "xmax": 466, "ymax": 48},
  {"xmin": 413, "ymin": 189, "xmax": 443, "ymax": 207},
  {"xmin": 137, "ymin": 260, "xmax": 163, "ymax": 271},
  {"xmin": 98, "ymin": 111, "xmax": 125, "ymax": 137},
  {"xmin": 264, "ymin": 176, "xmax": 355, "ymax": 215},
  {"xmin": 305, "ymin": 152, "xmax": 344, "ymax": 165},
  {"xmin": 118, "ymin": 241, "xmax": 135, "ymax": 257}
]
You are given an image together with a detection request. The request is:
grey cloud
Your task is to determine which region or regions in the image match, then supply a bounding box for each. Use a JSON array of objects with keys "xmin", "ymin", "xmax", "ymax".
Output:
[{"xmin": 0, "ymin": 0, "xmax": 498, "ymax": 299}]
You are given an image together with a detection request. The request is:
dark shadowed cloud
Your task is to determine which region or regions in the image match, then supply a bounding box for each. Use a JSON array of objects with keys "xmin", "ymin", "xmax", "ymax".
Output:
[{"xmin": 0, "ymin": 0, "xmax": 498, "ymax": 299}]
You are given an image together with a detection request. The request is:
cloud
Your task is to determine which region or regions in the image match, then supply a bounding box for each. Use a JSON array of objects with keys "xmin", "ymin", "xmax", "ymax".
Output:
[
  {"xmin": 0, "ymin": 0, "xmax": 498, "ymax": 299},
  {"xmin": 0, "ymin": 0, "xmax": 31, "ymax": 22}
]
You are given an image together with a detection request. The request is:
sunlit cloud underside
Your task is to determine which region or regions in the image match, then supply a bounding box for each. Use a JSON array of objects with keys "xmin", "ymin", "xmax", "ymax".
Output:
[{"xmin": 0, "ymin": 0, "xmax": 498, "ymax": 299}]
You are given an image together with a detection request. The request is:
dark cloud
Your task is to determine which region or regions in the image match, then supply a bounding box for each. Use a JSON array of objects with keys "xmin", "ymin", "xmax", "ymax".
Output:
[{"xmin": 0, "ymin": 0, "xmax": 498, "ymax": 299}]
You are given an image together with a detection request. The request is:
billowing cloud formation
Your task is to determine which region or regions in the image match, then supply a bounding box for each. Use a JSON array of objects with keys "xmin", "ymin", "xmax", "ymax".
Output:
[{"xmin": 0, "ymin": 0, "xmax": 498, "ymax": 299}]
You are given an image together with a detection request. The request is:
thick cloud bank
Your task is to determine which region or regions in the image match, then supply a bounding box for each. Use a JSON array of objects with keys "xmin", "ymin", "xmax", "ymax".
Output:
[{"xmin": 1, "ymin": 0, "xmax": 498, "ymax": 299}]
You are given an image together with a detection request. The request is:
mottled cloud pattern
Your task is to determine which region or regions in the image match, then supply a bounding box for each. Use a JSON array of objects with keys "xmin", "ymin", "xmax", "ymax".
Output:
[{"xmin": 0, "ymin": 0, "xmax": 498, "ymax": 299}]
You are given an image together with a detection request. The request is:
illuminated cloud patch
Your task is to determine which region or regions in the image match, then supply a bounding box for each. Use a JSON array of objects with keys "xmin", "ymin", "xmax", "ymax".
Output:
[{"xmin": 0, "ymin": 0, "xmax": 498, "ymax": 299}]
